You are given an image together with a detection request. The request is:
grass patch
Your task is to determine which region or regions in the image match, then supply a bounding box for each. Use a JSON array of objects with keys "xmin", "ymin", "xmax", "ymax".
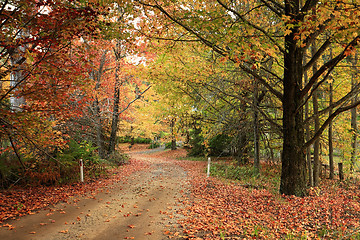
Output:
[
  {"xmin": 177, "ymin": 156, "xmax": 208, "ymax": 161},
  {"xmin": 209, "ymin": 162, "xmax": 281, "ymax": 193}
]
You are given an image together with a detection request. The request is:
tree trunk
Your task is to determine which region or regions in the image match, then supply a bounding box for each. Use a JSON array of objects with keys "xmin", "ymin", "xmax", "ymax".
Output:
[
  {"xmin": 328, "ymin": 48, "xmax": 334, "ymax": 179},
  {"xmin": 311, "ymin": 42, "xmax": 321, "ymax": 186},
  {"xmin": 94, "ymin": 98, "xmax": 106, "ymax": 158},
  {"xmin": 170, "ymin": 118, "xmax": 177, "ymax": 150},
  {"xmin": 280, "ymin": 0, "xmax": 307, "ymax": 196},
  {"xmin": 304, "ymin": 60, "xmax": 313, "ymax": 186},
  {"xmin": 108, "ymin": 65, "xmax": 121, "ymax": 155},
  {"xmin": 253, "ymin": 78, "xmax": 260, "ymax": 174},
  {"xmin": 350, "ymin": 54, "xmax": 358, "ymax": 172},
  {"xmin": 91, "ymin": 51, "xmax": 108, "ymax": 159},
  {"xmin": 329, "ymin": 81, "xmax": 334, "ymax": 179}
]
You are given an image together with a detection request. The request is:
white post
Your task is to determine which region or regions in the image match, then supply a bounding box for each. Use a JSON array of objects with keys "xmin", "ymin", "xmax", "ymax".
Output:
[
  {"xmin": 80, "ymin": 159, "xmax": 84, "ymax": 182},
  {"xmin": 207, "ymin": 157, "xmax": 211, "ymax": 178}
]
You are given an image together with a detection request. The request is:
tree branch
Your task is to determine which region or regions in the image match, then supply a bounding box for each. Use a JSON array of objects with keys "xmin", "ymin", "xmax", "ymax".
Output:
[
  {"xmin": 303, "ymin": 99, "xmax": 360, "ymax": 150},
  {"xmin": 303, "ymin": 38, "xmax": 331, "ymax": 72},
  {"xmin": 216, "ymin": 0, "xmax": 284, "ymax": 53},
  {"xmin": 301, "ymin": 0, "xmax": 318, "ymax": 12},
  {"xmin": 118, "ymin": 85, "xmax": 152, "ymax": 115},
  {"xmin": 301, "ymin": 36, "xmax": 360, "ymax": 98},
  {"xmin": 136, "ymin": 0, "xmax": 283, "ymax": 101}
]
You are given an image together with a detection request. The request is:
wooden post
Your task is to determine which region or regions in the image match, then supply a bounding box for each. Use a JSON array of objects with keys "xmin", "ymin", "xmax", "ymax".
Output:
[
  {"xmin": 338, "ymin": 162, "xmax": 344, "ymax": 181},
  {"xmin": 80, "ymin": 159, "xmax": 84, "ymax": 182},
  {"xmin": 207, "ymin": 157, "xmax": 211, "ymax": 178}
]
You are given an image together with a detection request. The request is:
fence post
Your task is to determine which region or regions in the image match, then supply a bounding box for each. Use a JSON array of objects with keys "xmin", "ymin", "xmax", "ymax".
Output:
[
  {"xmin": 207, "ymin": 157, "xmax": 211, "ymax": 178},
  {"xmin": 80, "ymin": 159, "xmax": 84, "ymax": 182}
]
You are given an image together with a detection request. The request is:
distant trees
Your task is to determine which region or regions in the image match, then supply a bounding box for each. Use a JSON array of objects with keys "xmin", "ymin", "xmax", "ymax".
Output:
[{"xmin": 136, "ymin": 0, "xmax": 360, "ymax": 195}]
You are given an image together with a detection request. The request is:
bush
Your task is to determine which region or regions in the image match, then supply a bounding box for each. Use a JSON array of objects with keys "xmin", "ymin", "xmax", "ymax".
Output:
[
  {"xmin": 165, "ymin": 142, "xmax": 172, "ymax": 149},
  {"xmin": 188, "ymin": 128, "xmax": 205, "ymax": 157},
  {"xmin": 118, "ymin": 136, "xmax": 151, "ymax": 144},
  {"xmin": 208, "ymin": 134, "xmax": 232, "ymax": 156},
  {"xmin": 56, "ymin": 139, "xmax": 105, "ymax": 183}
]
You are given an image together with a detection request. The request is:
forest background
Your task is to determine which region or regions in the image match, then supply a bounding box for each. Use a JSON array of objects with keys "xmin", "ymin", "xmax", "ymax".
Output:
[{"xmin": 1, "ymin": 0, "xmax": 360, "ymax": 206}]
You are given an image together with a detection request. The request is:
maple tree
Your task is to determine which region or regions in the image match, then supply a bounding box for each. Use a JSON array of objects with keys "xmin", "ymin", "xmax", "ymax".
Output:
[
  {"xmin": 134, "ymin": 0, "xmax": 360, "ymax": 196},
  {"xmin": 0, "ymin": 0, "xmax": 105, "ymax": 187}
]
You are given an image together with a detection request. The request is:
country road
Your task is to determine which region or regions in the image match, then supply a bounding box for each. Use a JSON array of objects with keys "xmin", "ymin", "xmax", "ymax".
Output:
[{"xmin": 0, "ymin": 149, "xmax": 188, "ymax": 240}]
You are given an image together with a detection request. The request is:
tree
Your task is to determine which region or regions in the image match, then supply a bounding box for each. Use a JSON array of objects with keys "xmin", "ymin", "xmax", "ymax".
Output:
[
  {"xmin": 0, "ymin": 0, "xmax": 99, "ymax": 150},
  {"xmin": 135, "ymin": 0, "xmax": 360, "ymax": 196}
]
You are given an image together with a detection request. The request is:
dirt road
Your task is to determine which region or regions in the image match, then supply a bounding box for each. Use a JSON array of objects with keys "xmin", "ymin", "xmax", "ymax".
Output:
[{"xmin": 0, "ymin": 149, "xmax": 188, "ymax": 240}]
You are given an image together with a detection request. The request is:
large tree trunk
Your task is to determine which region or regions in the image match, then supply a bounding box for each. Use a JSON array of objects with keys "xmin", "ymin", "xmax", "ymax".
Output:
[
  {"xmin": 108, "ymin": 41, "xmax": 125, "ymax": 155},
  {"xmin": 280, "ymin": 0, "xmax": 307, "ymax": 196}
]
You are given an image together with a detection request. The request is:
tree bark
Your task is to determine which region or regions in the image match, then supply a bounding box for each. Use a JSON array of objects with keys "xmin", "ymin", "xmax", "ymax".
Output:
[
  {"xmin": 253, "ymin": 78, "xmax": 260, "ymax": 174},
  {"xmin": 311, "ymin": 42, "xmax": 321, "ymax": 186},
  {"xmin": 350, "ymin": 54, "xmax": 358, "ymax": 172},
  {"xmin": 170, "ymin": 118, "xmax": 177, "ymax": 150},
  {"xmin": 304, "ymin": 59, "xmax": 314, "ymax": 186},
  {"xmin": 329, "ymin": 80, "xmax": 334, "ymax": 179},
  {"xmin": 108, "ymin": 62, "xmax": 121, "ymax": 155},
  {"xmin": 280, "ymin": 0, "xmax": 307, "ymax": 196},
  {"xmin": 91, "ymin": 51, "xmax": 108, "ymax": 159}
]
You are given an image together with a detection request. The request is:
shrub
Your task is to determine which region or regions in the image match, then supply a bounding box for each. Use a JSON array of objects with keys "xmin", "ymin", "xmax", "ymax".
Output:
[
  {"xmin": 118, "ymin": 136, "xmax": 151, "ymax": 144},
  {"xmin": 188, "ymin": 128, "xmax": 205, "ymax": 157},
  {"xmin": 165, "ymin": 142, "xmax": 173, "ymax": 149},
  {"xmin": 56, "ymin": 139, "xmax": 105, "ymax": 183},
  {"xmin": 208, "ymin": 134, "xmax": 232, "ymax": 156}
]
